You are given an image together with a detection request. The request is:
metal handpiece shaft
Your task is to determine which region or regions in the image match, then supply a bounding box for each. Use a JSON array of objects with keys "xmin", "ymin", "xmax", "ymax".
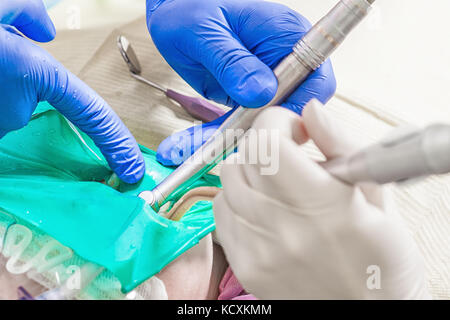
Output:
[
  {"xmin": 147, "ymin": 0, "xmax": 375, "ymax": 211},
  {"xmin": 322, "ymin": 124, "xmax": 450, "ymax": 184}
]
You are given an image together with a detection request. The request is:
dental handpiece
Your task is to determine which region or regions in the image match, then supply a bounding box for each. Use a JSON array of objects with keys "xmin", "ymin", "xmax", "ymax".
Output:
[
  {"xmin": 322, "ymin": 124, "xmax": 450, "ymax": 184},
  {"xmin": 139, "ymin": 0, "xmax": 376, "ymax": 211}
]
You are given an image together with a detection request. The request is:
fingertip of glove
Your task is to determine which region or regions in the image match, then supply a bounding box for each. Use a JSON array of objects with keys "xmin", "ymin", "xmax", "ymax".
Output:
[
  {"xmin": 156, "ymin": 145, "xmax": 175, "ymax": 166},
  {"xmin": 156, "ymin": 122, "xmax": 217, "ymax": 166},
  {"xmin": 40, "ymin": 21, "xmax": 56, "ymax": 42},
  {"xmin": 38, "ymin": 0, "xmax": 57, "ymax": 42},
  {"xmin": 33, "ymin": 17, "xmax": 56, "ymax": 42},
  {"xmin": 156, "ymin": 136, "xmax": 183, "ymax": 166},
  {"xmin": 233, "ymin": 69, "xmax": 277, "ymax": 108},
  {"xmin": 156, "ymin": 152, "xmax": 175, "ymax": 167},
  {"xmin": 19, "ymin": 18, "xmax": 56, "ymax": 42},
  {"xmin": 120, "ymin": 173, "xmax": 143, "ymax": 185},
  {"xmin": 246, "ymin": 86, "xmax": 277, "ymax": 109},
  {"xmin": 302, "ymin": 99, "xmax": 327, "ymax": 120},
  {"xmin": 16, "ymin": 0, "xmax": 57, "ymax": 43},
  {"xmin": 115, "ymin": 153, "xmax": 146, "ymax": 184}
]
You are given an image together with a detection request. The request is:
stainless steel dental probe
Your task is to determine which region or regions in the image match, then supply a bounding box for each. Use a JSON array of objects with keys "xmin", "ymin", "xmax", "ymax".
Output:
[
  {"xmin": 322, "ymin": 124, "xmax": 450, "ymax": 185},
  {"xmin": 139, "ymin": 0, "xmax": 377, "ymax": 211},
  {"xmin": 117, "ymin": 35, "xmax": 226, "ymax": 122}
]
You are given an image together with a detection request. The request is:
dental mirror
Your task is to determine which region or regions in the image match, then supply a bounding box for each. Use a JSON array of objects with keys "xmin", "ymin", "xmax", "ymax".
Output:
[{"xmin": 117, "ymin": 35, "xmax": 142, "ymax": 75}]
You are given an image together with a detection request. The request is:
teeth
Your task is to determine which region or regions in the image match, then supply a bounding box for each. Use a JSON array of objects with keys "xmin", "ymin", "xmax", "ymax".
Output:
[
  {"xmin": 106, "ymin": 173, "xmax": 120, "ymax": 189},
  {"xmin": 158, "ymin": 202, "xmax": 172, "ymax": 219}
]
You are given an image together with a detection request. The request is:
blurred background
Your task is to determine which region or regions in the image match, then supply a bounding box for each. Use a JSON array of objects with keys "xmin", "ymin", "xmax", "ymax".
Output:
[
  {"xmin": 45, "ymin": 0, "xmax": 450, "ymax": 126},
  {"xmin": 45, "ymin": 0, "xmax": 144, "ymax": 30}
]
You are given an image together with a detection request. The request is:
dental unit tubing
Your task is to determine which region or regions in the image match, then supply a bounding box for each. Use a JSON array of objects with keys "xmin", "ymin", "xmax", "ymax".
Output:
[
  {"xmin": 141, "ymin": 0, "xmax": 376, "ymax": 211},
  {"xmin": 323, "ymin": 124, "xmax": 450, "ymax": 184}
]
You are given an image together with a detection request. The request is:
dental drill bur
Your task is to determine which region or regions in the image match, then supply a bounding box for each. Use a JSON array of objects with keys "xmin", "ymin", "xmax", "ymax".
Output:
[
  {"xmin": 140, "ymin": 0, "xmax": 376, "ymax": 211},
  {"xmin": 117, "ymin": 36, "xmax": 226, "ymax": 122}
]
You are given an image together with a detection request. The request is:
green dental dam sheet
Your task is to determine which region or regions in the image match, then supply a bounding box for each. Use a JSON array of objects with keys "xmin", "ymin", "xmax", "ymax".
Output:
[{"xmin": 0, "ymin": 102, "xmax": 220, "ymax": 293}]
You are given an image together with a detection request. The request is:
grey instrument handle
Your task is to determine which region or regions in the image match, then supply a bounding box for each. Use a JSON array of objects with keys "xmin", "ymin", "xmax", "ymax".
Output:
[
  {"xmin": 146, "ymin": 0, "xmax": 375, "ymax": 211},
  {"xmin": 322, "ymin": 124, "xmax": 450, "ymax": 184}
]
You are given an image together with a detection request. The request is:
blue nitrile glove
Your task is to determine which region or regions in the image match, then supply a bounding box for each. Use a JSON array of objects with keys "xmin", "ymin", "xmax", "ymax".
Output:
[
  {"xmin": 0, "ymin": 0, "xmax": 145, "ymax": 183},
  {"xmin": 147, "ymin": 0, "xmax": 336, "ymax": 166}
]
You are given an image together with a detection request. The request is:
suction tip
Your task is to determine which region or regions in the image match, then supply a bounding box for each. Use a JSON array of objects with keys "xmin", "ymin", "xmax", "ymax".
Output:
[{"xmin": 139, "ymin": 191, "xmax": 155, "ymax": 205}]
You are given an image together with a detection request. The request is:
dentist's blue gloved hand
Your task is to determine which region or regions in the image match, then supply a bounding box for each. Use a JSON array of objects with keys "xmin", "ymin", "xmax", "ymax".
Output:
[
  {"xmin": 0, "ymin": 0, "xmax": 145, "ymax": 183},
  {"xmin": 147, "ymin": 0, "xmax": 336, "ymax": 166}
]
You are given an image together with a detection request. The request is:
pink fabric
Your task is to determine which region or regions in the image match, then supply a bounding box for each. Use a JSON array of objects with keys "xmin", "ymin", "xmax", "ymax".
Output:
[{"xmin": 218, "ymin": 267, "xmax": 256, "ymax": 300}]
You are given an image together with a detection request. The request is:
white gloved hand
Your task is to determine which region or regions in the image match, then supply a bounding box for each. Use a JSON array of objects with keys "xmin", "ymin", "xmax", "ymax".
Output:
[{"xmin": 214, "ymin": 100, "xmax": 431, "ymax": 300}]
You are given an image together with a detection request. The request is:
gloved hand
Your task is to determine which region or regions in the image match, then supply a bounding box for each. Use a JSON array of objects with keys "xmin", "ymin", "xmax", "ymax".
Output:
[
  {"xmin": 213, "ymin": 100, "xmax": 431, "ymax": 299},
  {"xmin": 146, "ymin": 0, "xmax": 336, "ymax": 166},
  {"xmin": 0, "ymin": 0, "xmax": 145, "ymax": 183}
]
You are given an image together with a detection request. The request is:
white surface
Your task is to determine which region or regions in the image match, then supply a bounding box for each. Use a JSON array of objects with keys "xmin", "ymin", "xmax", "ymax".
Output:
[{"xmin": 48, "ymin": 0, "xmax": 145, "ymax": 30}]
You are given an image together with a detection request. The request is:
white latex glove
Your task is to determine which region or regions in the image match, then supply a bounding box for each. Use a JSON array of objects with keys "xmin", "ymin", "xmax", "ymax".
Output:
[{"xmin": 214, "ymin": 100, "xmax": 431, "ymax": 300}]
